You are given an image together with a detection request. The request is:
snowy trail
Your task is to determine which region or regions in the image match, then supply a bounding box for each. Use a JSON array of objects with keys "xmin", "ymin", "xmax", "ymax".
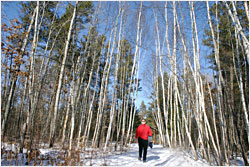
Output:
[
  {"xmin": 102, "ymin": 144, "xmax": 209, "ymax": 166},
  {"xmin": 1, "ymin": 142, "xmax": 244, "ymax": 166}
]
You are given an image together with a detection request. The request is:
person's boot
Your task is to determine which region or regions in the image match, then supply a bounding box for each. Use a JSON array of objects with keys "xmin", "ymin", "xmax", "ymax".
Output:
[
  {"xmin": 138, "ymin": 157, "xmax": 141, "ymax": 161},
  {"xmin": 143, "ymin": 160, "xmax": 146, "ymax": 163}
]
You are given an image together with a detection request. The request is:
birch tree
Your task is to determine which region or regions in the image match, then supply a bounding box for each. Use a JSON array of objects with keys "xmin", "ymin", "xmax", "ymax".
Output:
[
  {"xmin": 104, "ymin": 2, "xmax": 125, "ymax": 151},
  {"xmin": 49, "ymin": 1, "xmax": 78, "ymax": 147},
  {"xmin": 19, "ymin": 2, "xmax": 40, "ymax": 153},
  {"xmin": 120, "ymin": 1, "xmax": 143, "ymax": 150},
  {"xmin": 1, "ymin": 4, "xmax": 36, "ymax": 138}
]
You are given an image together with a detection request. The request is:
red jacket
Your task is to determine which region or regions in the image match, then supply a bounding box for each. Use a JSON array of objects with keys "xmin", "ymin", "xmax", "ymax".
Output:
[{"xmin": 136, "ymin": 124, "xmax": 152, "ymax": 140}]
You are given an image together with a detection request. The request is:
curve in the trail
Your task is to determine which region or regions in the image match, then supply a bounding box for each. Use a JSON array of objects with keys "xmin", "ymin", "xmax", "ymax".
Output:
[{"xmin": 103, "ymin": 144, "xmax": 210, "ymax": 166}]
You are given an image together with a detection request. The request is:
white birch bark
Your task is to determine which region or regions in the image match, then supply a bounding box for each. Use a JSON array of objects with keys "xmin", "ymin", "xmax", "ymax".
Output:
[
  {"xmin": 49, "ymin": 1, "xmax": 78, "ymax": 147},
  {"xmin": 175, "ymin": 1, "xmax": 198, "ymax": 151},
  {"xmin": 235, "ymin": 28, "xmax": 249, "ymax": 139},
  {"xmin": 154, "ymin": 32, "xmax": 166, "ymax": 146},
  {"xmin": 32, "ymin": 3, "xmax": 60, "ymax": 113},
  {"xmin": 2, "ymin": 4, "xmax": 37, "ymax": 138},
  {"xmin": 159, "ymin": 2, "xmax": 171, "ymax": 147},
  {"xmin": 224, "ymin": 2, "xmax": 249, "ymax": 61},
  {"xmin": 76, "ymin": 31, "xmax": 101, "ymax": 149},
  {"xmin": 92, "ymin": 8, "xmax": 119, "ymax": 146},
  {"xmin": 189, "ymin": 1, "xmax": 207, "ymax": 158},
  {"xmin": 125, "ymin": 61, "xmax": 137, "ymax": 146},
  {"xmin": 207, "ymin": 2, "xmax": 232, "ymax": 163},
  {"xmin": 97, "ymin": 12, "xmax": 121, "ymax": 147},
  {"xmin": 28, "ymin": 1, "xmax": 40, "ymax": 114},
  {"xmin": 129, "ymin": 25, "xmax": 143, "ymax": 145},
  {"xmin": 25, "ymin": 0, "xmax": 39, "ymax": 140},
  {"xmin": 170, "ymin": 77, "xmax": 173, "ymax": 144},
  {"xmin": 164, "ymin": 2, "xmax": 175, "ymax": 146},
  {"xmin": 125, "ymin": 11, "xmax": 144, "ymax": 146},
  {"xmin": 29, "ymin": 4, "xmax": 60, "ymax": 140},
  {"xmin": 69, "ymin": 72, "xmax": 76, "ymax": 155},
  {"xmin": 173, "ymin": 1, "xmax": 182, "ymax": 147},
  {"xmin": 115, "ymin": 55, "xmax": 128, "ymax": 149},
  {"xmin": 121, "ymin": 1, "xmax": 142, "ymax": 149},
  {"xmin": 176, "ymin": 84, "xmax": 198, "ymax": 160},
  {"xmin": 76, "ymin": 2, "xmax": 102, "ymax": 149},
  {"xmin": 83, "ymin": 54, "xmax": 102, "ymax": 147},
  {"xmin": 33, "ymin": 1, "xmax": 46, "ymax": 54},
  {"xmin": 61, "ymin": 93, "xmax": 71, "ymax": 145},
  {"xmin": 244, "ymin": 2, "xmax": 249, "ymax": 21},
  {"xmin": 74, "ymin": 25, "xmax": 99, "ymax": 148},
  {"xmin": 207, "ymin": 81, "xmax": 221, "ymax": 161},
  {"xmin": 92, "ymin": 29, "xmax": 115, "ymax": 148},
  {"xmin": 104, "ymin": 2, "xmax": 124, "ymax": 151},
  {"xmin": 69, "ymin": 85, "xmax": 75, "ymax": 156},
  {"xmin": 16, "ymin": 76, "xmax": 28, "ymax": 137},
  {"xmin": 68, "ymin": 28, "xmax": 79, "ymax": 153},
  {"xmin": 17, "ymin": 2, "xmax": 39, "ymax": 153},
  {"xmin": 179, "ymin": 3, "xmax": 187, "ymax": 147}
]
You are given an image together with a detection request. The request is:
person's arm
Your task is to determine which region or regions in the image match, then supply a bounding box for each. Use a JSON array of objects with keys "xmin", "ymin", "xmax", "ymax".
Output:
[
  {"xmin": 148, "ymin": 126, "xmax": 152, "ymax": 136},
  {"xmin": 135, "ymin": 126, "xmax": 140, "ymax": 143},
  {"xmin": 148, "ymin": 127, "xmax": 153, "ymax": 148},
  {"xmin": 136, "ymin": 126, "xmax": 139, "ymax": 139},
  {"xmin": 148, "ymin": 127, "xmax": 153, "ymax": 142}
]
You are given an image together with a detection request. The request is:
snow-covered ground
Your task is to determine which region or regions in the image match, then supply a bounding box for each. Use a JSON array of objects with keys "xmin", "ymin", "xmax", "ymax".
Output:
[
  {"xmin": 99, "ymin": 144, "xmax": 210, "ymax": 166},
  {"xmin": 1, "ymin": 142, "xmax": 244, "ymax": 166}
]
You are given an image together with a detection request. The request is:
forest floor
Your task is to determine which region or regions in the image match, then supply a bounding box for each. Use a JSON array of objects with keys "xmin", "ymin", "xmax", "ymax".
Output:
[{"xmin": 1, "ymin": 142, "xmax": 244, "ymax": 166}]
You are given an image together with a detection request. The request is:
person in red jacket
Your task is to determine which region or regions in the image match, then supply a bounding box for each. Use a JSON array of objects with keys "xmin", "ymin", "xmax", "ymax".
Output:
[{"xmin": 136, "ymin": 119, "xmax": 152, "ymax": 163}]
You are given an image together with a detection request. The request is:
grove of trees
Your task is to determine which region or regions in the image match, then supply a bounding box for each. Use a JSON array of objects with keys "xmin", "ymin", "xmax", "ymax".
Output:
[{"xmin": 1, "ymin": 1, "xmax": 249, "ymax": 166}]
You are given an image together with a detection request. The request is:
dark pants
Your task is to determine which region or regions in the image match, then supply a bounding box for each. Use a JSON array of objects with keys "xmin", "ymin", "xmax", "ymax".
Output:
[{"xmin": 138, "ymin": 137, "xmax": 148, "ymax": 161}]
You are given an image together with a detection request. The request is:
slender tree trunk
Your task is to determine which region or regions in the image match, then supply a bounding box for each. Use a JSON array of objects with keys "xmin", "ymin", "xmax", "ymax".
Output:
[
  {"xmin": 224, "ymin": 2, "xmax": 249, "ymax": 59},
  {"xmin": 83, "ymin": 59, "xmax": 101, "ymax": 147},
  {"xmin": 2, "ymin": 5, "xmax": 36, "ymax": 138},
  {"xmin": 129, "ymin": 26, "xmax": 143, "ymax": 145},
  {"xmin": 154, "ymin": 35, "xmax": 166, "ymax": 145},
  {"xmin": 76, "ymin": 2, "xmax": 102, "ymax": 149},
  {"xmin": 49, "ymin": 1, "xmax": 78, "ymax": 147},
  {"xmin": 18, "ymin": 2, "xmax": 39, "ymax": 153},
  {"xmin": 207, "ymin": 81, "xmax": 222, "ymax": 164},
  {"xmin": 16, "ymin": 77, "xmax": 28, "ymax": 138},
  {"xmin": 92, "ymin": 36, "xmax": 112, "ymax": 148},
  {"xmin": 159, "ymin": 2, "xmax": 171, "ymax": 147},
  {"xmin": 104, "ymin": 2, "xmax": 124, "ymax": 151},
  {"xmin": 31, "ymin": 2, "xmax": 60, "ymax": 118},
  {"xmin": 91, "ymin": 28, "xmax": 113, "ymax": 147},
  {"xmin": 115, "ymin": 57, "xmax": 128, "ymax": 150},
  {"xmin": 121, "ymin": 1, "xmax": 142, "ymax": 150},
  {"xmin": 176, "ymin": 85, "xmax": 198, "ymax": 160},
  {"xmin": 61, "ymin": 93, "xmax": 71, "ymax": 146},
  {"xmin": 234, "ymin": 12, "xmax": 249, "ymax": 140}
]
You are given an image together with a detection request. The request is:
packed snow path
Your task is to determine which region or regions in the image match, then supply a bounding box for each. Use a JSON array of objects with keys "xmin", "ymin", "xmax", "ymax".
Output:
[
  {"xmin": 100, "ymin": 144, "xmax": 209, "ymax": 166},
  {"xmin": 1, "ymin": 143, "xmax": 244, "ymax": 166}
]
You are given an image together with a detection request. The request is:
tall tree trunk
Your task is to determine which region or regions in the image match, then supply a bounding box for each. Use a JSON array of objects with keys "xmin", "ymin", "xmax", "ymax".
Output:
[
  {"xmin": 207, "ymin": 2, "xmax": 230, "ymax": 164},
  {"xmin": 19, "ymin": 2, "xmax": 40, "ymax": 153},
  {"xmin": 91, "ymin": 31, "xmax": 113, "ymax": 148},
  {"xmin": 76, "ymin": 2, "xmax": 102, "ymax": 149},
  {"xmin": 61, "ymin": 93, "xmax": 71, "ymax": 146},
  {"xmin": 162, "ymin": 2, "xmax": 172, "ymax": 148},
  {"xmin": 104, "ymin": 2, "xmax": 124, "ymax": 151},
  {"xmin": 49, "ymin": 1, "xmax": 78, "ymax": 147},
  {"xmin": 2, "ymin": 5, "xmax": 36, "ymax": 138},
  {"xmin": 129, "ymin": 26, "xmax": 143, "ymax": 145},
  {"xmin": 121, "ymin": 2, "xmax": 142, "ymax": 150},
  {"xmin": 224, "ymin": 2, "xmax": 249, "ymax": 60}
]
